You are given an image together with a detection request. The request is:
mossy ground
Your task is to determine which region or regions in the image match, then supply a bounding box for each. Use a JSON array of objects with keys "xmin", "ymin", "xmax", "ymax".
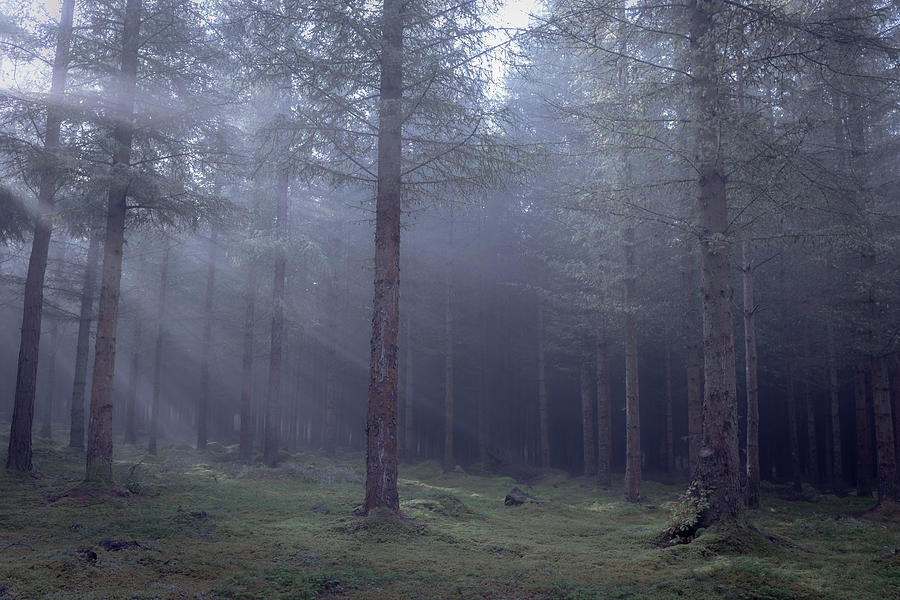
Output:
[{"xmin": 1, "ymin": 432, "xmax": 898, "ymax": 599}]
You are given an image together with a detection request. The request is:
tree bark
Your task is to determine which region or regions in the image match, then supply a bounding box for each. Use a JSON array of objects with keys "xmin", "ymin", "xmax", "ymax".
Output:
[
  {"xmin": 741, "ymin": 239, "xmax": 760, "ymax": 507},
  {"xmin": 197, "ymin": 226, "xmax": 217, "ymax": 450},
  {"xmin": 623, "ymin": 224, "xmax": 641, "ymax": 502},
  {"xmin": 854, "ymin": 360, "xmax": 872, "ymax": 497},
  {"xmin": 537, "ymin": 290, "xmax": 550, "ymax": 469},
  {"xmin": 664, "ymin": 342, "xmax": 675, "ymax": 474},
  {"xmin": 404, "ymin": 305, "xmax": 415, "ymax": 461},
  {"xmin": 148, "ymin": 240, "xmax": 169, "ymax": 455},
  {"xmin": 596, "ymin": 318, "xmax": 612, "ymax": 487},
  {"xmin": 802, "ymin": 341, "xmax": 820, "ymax": 487},
  {"xmin": 85, "ymin": 0, "xmax": 142, "ymax": 483},
  {"xmin": 264, "ymin": 167, "xmax": 289, "ymax": 468},
  {"xmin": 786, "ymin": 356, "xmax": 803, "ymax": 493},
  {"xmin": 239, "ymin": 264, "xmax": 257, "ymax": 463},
  {"xmin": 690, "ymin": 0, "xmax": 741, "ymax": 524},
  {"xmin": 892, "ymin": 355, "xmax": 900, "ymax": 478},
  {"xmin": 580, "ymin": 357, "xmax": 596, "ymax": 476},
  {"xmin": 363, "ymin": 0, "xmax": 403, "ymax": 513},
  {"xmin": 682, "ymin": 243, "xmax": 702, "ymax": 476},
  {"xmin": 69, "ymin": 232, "xmax": 100, "ymax": 449},
  {"xmin": 6, "ymin": 0, "xmax": 75, "ymax": 472},
  {"xmin": 871, "ymin": 355, "xmax": 898, "ymax": 503}
]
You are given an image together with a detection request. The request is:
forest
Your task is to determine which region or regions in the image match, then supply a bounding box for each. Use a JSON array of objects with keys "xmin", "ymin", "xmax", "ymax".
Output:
[{"xmin": 0, "ymin": 0, "xmax": 898, "ymax": 598}]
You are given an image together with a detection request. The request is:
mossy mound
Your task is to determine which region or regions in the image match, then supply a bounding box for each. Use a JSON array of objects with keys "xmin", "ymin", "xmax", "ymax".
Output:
[{"xmin": 402, "ymin": 492, "xmax": 476, "ymax": 519}]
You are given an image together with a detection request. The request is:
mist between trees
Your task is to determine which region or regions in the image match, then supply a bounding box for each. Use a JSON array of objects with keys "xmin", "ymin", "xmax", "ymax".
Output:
[{"xmin": 1, "ymin": 0, "xmax": 898, "ymax": 528}]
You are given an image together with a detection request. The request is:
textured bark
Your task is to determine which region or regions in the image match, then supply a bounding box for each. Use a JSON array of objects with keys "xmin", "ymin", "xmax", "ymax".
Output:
[
  {"xmin": 363, "ymin": 0, "xmax": 402, "ymax": 514},
  {"xmin": 871, "ymin": 356, "xmax": 898, "ymax": 503},
  {"xmin": 239, "ymin": 266, "xmax": 257, "ymax": 463},
  {"xmin": 827, "ymin": 320, "xmax": 844, "ymax": 491},
  {"xmin": 148, "ymin": 242, "xmax": 170, "ymax": 455},
  {"xmin": 197, "ymin": 227, "xmax": 218, "ymax": 450},
  {"xmin": 741, "ymin": 239, "xmax": 760, "ymax": 507},
  {"xmin": 892, "ymin": 356, "xmax": 900, "ymax": 472},
  {"xmin": 682, "ymin": 244, "xmax": 702, "ymax": 476},
  {"xmin": 6, "ymin": 0, "xmax": 75, "ymax": 472},
  {"xmin": 85, "ymin": 0, "xmax": 141, "ymax": 483},
  {"xmin": 69, "ymin": 233, "xmax": 100, "ymax": 449},
  {"xmin": 40, "ymin": 241, "xmax": 67, "ymax": 440},
  {"xmin": 537, "ymin": 291, "xmax": 550, "ymax": 469},
  {"xmin": 263, "ymin": 168, "xmax": 289, "ymax": 468},
  {"xmin": 854, "ymin": 361, "xmax": 873, "ymax": 497},
  {"xmin": 124, "ymin": 311, "xmax": 142, "ymax": 445},
  {"xmin": 691, "ymin": 0, "xmax": 741, "ymax": 524},
  {"xmin": 623, "ymin": 224, "xmax": 641, "ymax": 502},
  {"xmin": 596, "ymin": 319, "xmax": 612, "ymax": 487},
  {"xmin": 580, "ymin": 357, "xmax": 596, "ymax": 476},
  {"xmin": 443, "ymin": 221, "xmax": 455, "ymax": 472}
]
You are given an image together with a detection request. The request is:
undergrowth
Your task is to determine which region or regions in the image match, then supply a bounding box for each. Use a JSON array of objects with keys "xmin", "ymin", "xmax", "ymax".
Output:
[{"xmin": 0, "ymin": 429, "xmax": 898, "ymax": 599}]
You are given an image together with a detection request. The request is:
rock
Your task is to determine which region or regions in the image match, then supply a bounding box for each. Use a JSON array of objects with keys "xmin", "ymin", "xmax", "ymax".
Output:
[
  {"xmin": 99, "ymin": 539, "xmax": 141, "ymax": 551},
  {"xmin": 75, "ymin": 548, "xmax": 98, "ymax": 562},
  {"xmin": 504, "ymin": 487, "xmax": 542, "ymax": 506}
]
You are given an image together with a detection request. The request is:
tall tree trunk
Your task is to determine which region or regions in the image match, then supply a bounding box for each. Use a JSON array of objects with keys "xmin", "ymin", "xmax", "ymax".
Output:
[
  {"xmin": 596, "ymin": 318, "xmax": 612, "ymax": 487},
  {"xmin": 537, "ymin": 290, "xmax": 550, "ymax": 469},
  {"xmin": 323, "ymin": 266, "xmax": 338, "ymax": 458},
  {"xmin": 363, "ymin": 0, "xmax": 403, "ymax": 513},
  {"xmin": 124, "ymin": 309, "xmax": 142, "ymax": 445},
  {"xmin": 892, "ymin": 356, "xmax": 900, "ymax": 477},
  {"xmin": 264, "ymin": 168, "xmax": 289, "ymax": 468},
  {"xmin": 664, "ymin": 342, "xmax": 675, "ymax": 474},
  {"xmin": 623, "ymin": 224, "xmax": 641, "ymax": 502},
  {"xmin": 40, "ymin": 241, "xmax": 67, "ymax": 440},
  {"xmin": 786, "ymin": 356, "xmax": 803, "ymax": 493},
  {"xmin": 580, "ymin": 357, "xmax": 596, "ymax": 476},
  {"xmin": 871, "ymin": 356, "xmax": 898, "ymax": 503},
  {"xmin": 6, "ymin": 0, "xmax": 75, "ymax": 472},
  {"xmin": 239, "ymin": 265, "xmax": 257, "ymax": 463},
  {"xmin": 148, "ymin": 241, "xmax": 169, "ymax": 455},
  {"xmin": 682, "ymin": 243, "xmax": 702, "ymax": 476},
  {"xmin": 85, "ymin": 0, "xmax": 142, "ymax": 483},
  {"xmin": 742, "ymin": 239, "xmax": 760, "ymax": 507},
  {"xmin": 690, "ymin": 0, "xmax": 741, "ymax": 524},
  {"xmin": 197, "ymin": 226, "xmax": 217, "ymax": 450},
  {"xmin": 443, "ymin": 221, "xmax": 455, "ymax": 472},
  {"xmin": 854, "ymin": 361, "xmax": 873, "ymax": 497},
  {"xmin": 69, "ymin": 232, "xmax": 100, "ymax": 449},
  {"xmin": 827, "ymin": 320, "xmax": 844, "ymax": 492},
  {"xmin": 802, "ymin": 338, "xmax": 820, "ymax": 487}
]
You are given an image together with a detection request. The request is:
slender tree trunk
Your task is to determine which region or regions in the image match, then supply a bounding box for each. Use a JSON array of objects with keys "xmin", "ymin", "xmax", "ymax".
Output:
[
  {"xmin": 264, "ymin": 168, "xmax": 288, "ymax": 468},
  {"xmin": 124, "ymin": 310, "xmax": 141, "ymax": 445},
  {"xmin": 871, "ymin": 355, "xmax": 898, "ymax": 503},
  {"xmin": 6, "ymin": 0, "xmax": 75, "ymax": 472},
  {"xmin": 682, "ymin": 244, "xmax": 702, "ymax": 476},
  {"xmin": 786, "ymin": 356, "xmax": 803, "ymax": 492},
  {"xmin": 70, "ymin": 233, "xmax": 100, "ymax": 449},
  {"xmin": 148, "ymin": 241, "xmax": 169, "ymax": 455},
  {"xmin": 197, "ymin": 227, "xmax": 217, "ymax": 449},
  {"xmin": 691, "ymin": 0, "xmax": 741, "ymax": 523},
  {"xmin": 803, "ymin": 343, "xmax": 820, "ymax": 488},
  {"xmin": 854, "ymin": 360, "xmax": 873, "ymax": 497},
  {"xmin": 323, "ymin": 267, "xmax": 338, "ymax": 457},
  {"xmin": 892, "ymin": 355, "xmax": 900, "ymax": 477},
  {"xmin": 742, "ymin": 239, "xmax": 760, "ymax": 507},
  {"xmin": 85, "ymin": 0, "xmax": 141, "ymax": 483},
  {"xmin": 40, "ymin": 241, "xmax": 66, "ymax": 440},
  {"xmin": 581, "ymin": 357, "xmax": 596, "ymax": 476},
  {"xmin": 239, "ymin": 264, "xmax": 257, "ymax": 462},
  {"xmin": 443, "ymin": 221, "xmax": 455, "ymax": 472},
  {"xmin": 596, "ymin": 318, "xmax": 612, "ymax": 487},
  {"xmin": 827, "ymin": 320, "xmax": 844, "ymax": 492},
  {"xmin": 623, "ymin": 224, "xmax": 641, "ymax": 502},
  {"xmin": 664, "ymin": 342, "xmax": 675, "ymax": 474},
  {"xmin": 537, "ymin": 291, "xmax": 550, "ymax": 469},
  {"xmin": 363, "ymin": 0, "xmax": 403, "ymax": 513}
]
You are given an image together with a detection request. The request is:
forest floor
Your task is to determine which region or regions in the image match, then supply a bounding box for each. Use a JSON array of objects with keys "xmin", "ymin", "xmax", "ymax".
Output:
[{"xmin": 1, "ymin": 433, "xmax": 898, "ymax": 600}]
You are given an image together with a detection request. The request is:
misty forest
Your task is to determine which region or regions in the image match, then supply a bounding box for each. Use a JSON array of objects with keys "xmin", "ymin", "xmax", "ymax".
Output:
[{"xmin": 1, "ymin": 0, "xmax": 899, "ymax": 598}]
